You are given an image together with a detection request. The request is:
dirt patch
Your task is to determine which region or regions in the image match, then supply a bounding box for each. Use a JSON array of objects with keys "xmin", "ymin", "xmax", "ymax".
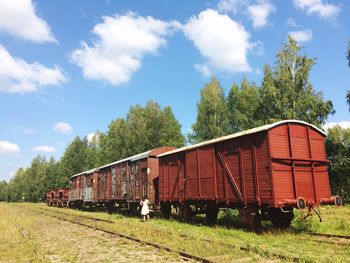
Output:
[{"xmin": 4, "ymin": 204, "xmax": 195, "ymax": 262}]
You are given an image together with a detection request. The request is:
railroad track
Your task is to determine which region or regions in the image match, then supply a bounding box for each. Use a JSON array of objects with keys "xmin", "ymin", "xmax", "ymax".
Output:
[
  {"xmin": 26, "ymin": 207, "xmax": 216, "ymax": 263},
  {"xmin": 27, "ymin": 207, "xmax": 301, "ymax": 262},
  {"xmin": 35, "ymin": 207, "xmax": 114, "ymax": 224},
  {"xmin": 305, "ymin": 231, "xmax": 350, "ymax": 240}
]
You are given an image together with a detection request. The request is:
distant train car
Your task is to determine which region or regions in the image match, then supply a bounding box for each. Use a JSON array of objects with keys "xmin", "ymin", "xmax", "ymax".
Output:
[
  {"xmin": 68, "ymin": 147, "xmax": 175, "ymax": 211},
  {"xmin": 46, "ymin": 188, "xmax": 69, "ymax": 207},
  {"xmin": 157, "ymin": 120, "xmax": 342, "ymax": 228}
]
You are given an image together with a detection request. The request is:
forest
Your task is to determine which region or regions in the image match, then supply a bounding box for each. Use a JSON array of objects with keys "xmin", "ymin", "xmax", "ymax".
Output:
[{"xmin": 1, "ymin": 37, "xmax": 349, "ymax": 203}]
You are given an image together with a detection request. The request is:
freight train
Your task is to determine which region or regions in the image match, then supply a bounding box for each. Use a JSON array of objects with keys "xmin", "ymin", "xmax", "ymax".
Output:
[{"xmin": 46, "ymin": 120, "xmax": 342, "ymax": 228}]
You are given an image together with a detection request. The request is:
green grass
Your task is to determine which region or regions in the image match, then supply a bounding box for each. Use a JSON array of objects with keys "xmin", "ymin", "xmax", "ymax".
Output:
[
  {"xmin": 19, "ymin": 202, "xmax": 350, "ymax": 263},
  {"xmin": 0, "ymin": 202, "xmax": 195, "ymax": 262}
]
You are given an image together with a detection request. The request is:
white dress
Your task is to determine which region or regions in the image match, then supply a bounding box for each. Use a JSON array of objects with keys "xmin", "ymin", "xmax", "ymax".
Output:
[{"xmin": 140, "ymin": 199, "xmax": 150, "ymax": 216}]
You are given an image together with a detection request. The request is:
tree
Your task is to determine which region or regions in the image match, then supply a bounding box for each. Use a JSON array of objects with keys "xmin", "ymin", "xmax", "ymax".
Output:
[
  {"xmin": 325, "ymin": 125, "xmax": 350, "ymax": 202},
  {"xmin": 100, "ymin": 118, "xmax": 130, "ymax": 163},
  {"xmin": 86, "ymin": 131, "xmax": 104, "ymax": 169},
  {"xmin": 6, "ymin": 168, "xmax": 26, "ymax": 202},
  {"xmin": 101, "ymin": 101, "xmax": 185, "ymax": 163},
  {"xmin": 189, "ymin": 77, "xmax": 229, "ymax": 143},
  {"xmin": 259, "ymin": 37, "xmax": 334, "ymax": 127},
  {"xmin": 59, "ymin": 136, "xmax": 89, "ymax": 183},
  {"xmin": 347, "ymin": 91, "xmax": 350, "ymax": 112},
  {"xmin": 127, "ymin": 101, "xmax": 185, "ymax": 153},
  {"xmin": 227, "ymin": 78, "xmax": 261, "ymax": 132},
  {"xmin": 0, "ymin": 180, "xmax": 7, "ymax": 201}
]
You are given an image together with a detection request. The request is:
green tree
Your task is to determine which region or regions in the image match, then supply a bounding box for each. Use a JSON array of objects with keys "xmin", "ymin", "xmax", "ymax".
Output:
[
  {"xmin": 259, "ymin": 37, "xmax": 334, "ymax": 127},
  {"xmin": 6, "ymin": 168, "xmax": 26, "ymax": 202},
  {"xmin": 325, "ymin": 125, "xmax": 350, "ymax": 202},
  {"xmin": 227, "ymin": 78, "xmax": 261, "ymax": 132},
  {"xmin": 101, "ymin": 101, "xmax": 185, "ymax": 163},
  {"xmin": 23, "ymin": 156, "xmax": 49, "ymax": 202},
  {"xmin": 100, "ymin": 118, "xmax": 131, "ymax": 163},
  {"xmin": 0, "ymin": 180, "xmax": 7, "ymax": 201},
  {"xmin": 127, "ymin": 101, "xmax": 185, "ymax": 153},
  {"xmin": 86, "ymin": 131, "xmax": 104, "ymax": 169},
  {"xmin": 189, "ymin": 77, "xmax": 229, "ymax": 143},
  {"xmin": 59, "ymin": 136, "xmax": 88, "ymax": 183}
]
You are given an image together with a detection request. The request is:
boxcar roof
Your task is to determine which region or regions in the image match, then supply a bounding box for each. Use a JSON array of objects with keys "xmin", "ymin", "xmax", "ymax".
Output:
[
  {"xmin": 157, "ymin": 120, "xmax": 325, "ymax": 158},
  {"xmin": 70, "ymin": 168, "xmax": 99, "ymax": 179},
  {"xmin": 98, "ymin": 149, "xmax": 153, "ymax": 170},
  {"xmin": 70, "ymin": 149, "xmax": 155, "ymax": 179}
]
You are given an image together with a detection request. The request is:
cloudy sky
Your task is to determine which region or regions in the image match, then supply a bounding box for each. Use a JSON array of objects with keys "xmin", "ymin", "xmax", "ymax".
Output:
[{"xmin": 0, "ymin": 0, "xmax": 349, "ymax": 181}]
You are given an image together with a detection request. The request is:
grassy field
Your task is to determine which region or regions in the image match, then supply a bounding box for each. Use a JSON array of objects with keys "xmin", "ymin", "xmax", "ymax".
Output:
[
  {"xmin": 1, "ymin": 202, "xmax": 350, "ymax": 263},
  {"xmin": 0, "ymin": 202, "xmax": 197, "ymax": 262}
]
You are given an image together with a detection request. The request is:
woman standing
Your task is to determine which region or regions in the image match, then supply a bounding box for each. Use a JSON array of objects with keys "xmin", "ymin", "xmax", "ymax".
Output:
[{"xmin": 140, "ymin": 196, "xmax": 150, "ymax": 222}]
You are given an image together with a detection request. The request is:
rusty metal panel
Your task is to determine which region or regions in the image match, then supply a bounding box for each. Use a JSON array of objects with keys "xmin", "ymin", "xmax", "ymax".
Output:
[
  {"xmin": 69, "ymin": 175, "xmax": 82, "ymax": 201},
  {"xmin": 241, "ymin": 138, "xmax": 255, "ymax": 202},
  {"xmin": 185, "ymin": 150, "xmax": 198, "ymax": 199},
  {"xmin": 92, "ymin": 172, "xmax": 98, "ymax": 202},
  {"xmin": 198, "ymin": 146, "xmax": 215, "ymax": 199},
  {"xmin": 290, "ymin": 125, "xmax": 309, "ymax": 159},
  {"xmin": 254, "ymin": 133, "xmax": 271, "ymax": 202},
  {"xmin": 314, "ymin": 165, "xmax": 331, "ymax": 198},
  {"xmin": 148, "ymin": 157, "xmax": 159, "ymax": 203},
  {"xmin": 269, "ymin": 122, "xmax": 331, "ymax": 207},
  {"xmin": 269, "ymin": 125, "xmax": 290, "ymax": 158}
]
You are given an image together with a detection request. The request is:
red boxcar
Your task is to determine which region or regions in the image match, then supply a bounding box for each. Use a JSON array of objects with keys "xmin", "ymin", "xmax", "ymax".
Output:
[
  {"xmin": 68, "ymin": 147, "xmax": 175, "ymax": 211},
  {"xmin": 157, "ymin": 120, "xmax": 341, "ymax": 228},
  {"xmin": 46, "ymin": 188, "xmax": 69, "ymax": 207}
]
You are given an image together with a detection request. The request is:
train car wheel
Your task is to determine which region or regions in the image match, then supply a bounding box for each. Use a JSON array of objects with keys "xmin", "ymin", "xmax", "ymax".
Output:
[
  {"xmin": 206, "ymin": 202, "xmax": 219, "ymax": 225},
  {"xmin": 238, "ymin": 208, "xmax": 262, "ymax": 231},
  {"xmin": 268, "ymin": 208, "xmax": 294, "ymax": 228},
  {"xmin": 161, "ymin": 202, "xmax": 172, "ymax": 219},
  {"xmin": 179, "ymin": 203, "xmax": 192, "ymax": 222}
]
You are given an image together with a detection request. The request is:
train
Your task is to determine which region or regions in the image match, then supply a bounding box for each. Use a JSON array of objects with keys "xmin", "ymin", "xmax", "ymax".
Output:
[{"xmin": 46, "ymin": 120, "xmax": 342, "ymax": 228}]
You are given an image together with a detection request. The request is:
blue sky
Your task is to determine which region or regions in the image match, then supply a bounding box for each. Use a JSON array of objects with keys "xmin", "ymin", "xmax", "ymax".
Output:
[{"xmin": 0, "ymin": 0, "xmax": 349, "ymax": 181}]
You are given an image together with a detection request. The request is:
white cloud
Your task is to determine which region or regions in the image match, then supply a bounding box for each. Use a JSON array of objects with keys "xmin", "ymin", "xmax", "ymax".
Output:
[
  {"xmin": 247, "ymin": 0, "xmax": 276, "ymax": 28},
  {"xmin": 53, "ymin": 122, "xmax": 72, "ymax": 134},
  {"xmin": 250, "ymin": 40, "xmax": 265, "ymax": 55},
  {"xmin": 323, "ymin": 121, "xmax": 350, "ymax": 132},
  {"xmin": 0, "ymin": 45, "xmax": 67, "ymax": 94},
  {"xmin": 32, "ymin": 145, "xmax": 56, "ymax": 153},
  {"xmin": 285, "ymin": 18, "xmax": 299, "ymax": 28},
  {"xmin": 194, "ymin": 64, "xmax": 212, "ymax": 78},
  {"xmin": 217, "ymin": 0, "xmax": 246, "ymax": 14},
  {"xmin": 0, "ymin": 141, "xmax": 20, "ymax": 154},
  {"xmin": 217, "ymin": 0, "xmax": 275, "ymax": 29},
  {"xmin": 289, "ymin": 30, "xmax": 312, "ymax": 43},
  {"xmin": 293, "ymin": 0, "xmax": 340, "ymax": 20},
  {"xmin": 0, "ymin": 0, "xmax": 56, "ymax": 43},
  {"xmin": 71, "ymin": 12, "xmax": 180, "ymax": 85},
  {"xmin": 183, "ymin": 9, "xmax": 251, "ymax": 76}
]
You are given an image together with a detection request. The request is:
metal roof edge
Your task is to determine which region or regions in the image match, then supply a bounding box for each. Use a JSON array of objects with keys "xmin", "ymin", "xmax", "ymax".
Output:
[
  {"xmin": 70, "ymin": 168, "xmax": 99, "ymax": 179},
  {"xmin": 157, "ymin": 120, "xmax": 326, "ymax": 158},
  {"xmin": 98, "ymin": 149, "xmax": 153, "ymax": 170}
]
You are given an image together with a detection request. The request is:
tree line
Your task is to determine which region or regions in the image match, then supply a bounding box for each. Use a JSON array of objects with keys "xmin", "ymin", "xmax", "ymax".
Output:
[{"xmin": 0, "ymin": 37, "xmax": 349, "ymax": 202}]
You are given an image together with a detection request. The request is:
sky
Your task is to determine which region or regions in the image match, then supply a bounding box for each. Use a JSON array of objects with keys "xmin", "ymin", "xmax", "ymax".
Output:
[{"xmin": 0, "ymin": 0, "xmax": 349, "ymax": 181}]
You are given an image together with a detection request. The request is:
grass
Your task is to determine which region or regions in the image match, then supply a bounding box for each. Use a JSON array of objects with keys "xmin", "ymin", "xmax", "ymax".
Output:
[
  {"xmin": 16, "ymin": 202, "xmax": 350, "ymax": 263},
  {"xmin": 0, "ymin": 202, "xmax": 194, "ymax": 262}
]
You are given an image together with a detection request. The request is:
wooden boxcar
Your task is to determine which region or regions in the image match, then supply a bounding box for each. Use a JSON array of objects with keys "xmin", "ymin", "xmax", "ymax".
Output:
[
  {"xmin": 46, "ymin": 188, "xmax": 69, "ymax": 207},
  {"xmin": 68, "ymin": 147, "xmax": 175, "ymax": 211},
  {"xmin": 157, "ymin": 120, "xmax": 341, "ymax": 228}
]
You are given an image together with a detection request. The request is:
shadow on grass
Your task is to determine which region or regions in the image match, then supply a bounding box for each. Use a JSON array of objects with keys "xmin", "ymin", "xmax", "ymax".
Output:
[{"xmin": 70, "ymin": 204, "xmax": 322, "ymax": 236}]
